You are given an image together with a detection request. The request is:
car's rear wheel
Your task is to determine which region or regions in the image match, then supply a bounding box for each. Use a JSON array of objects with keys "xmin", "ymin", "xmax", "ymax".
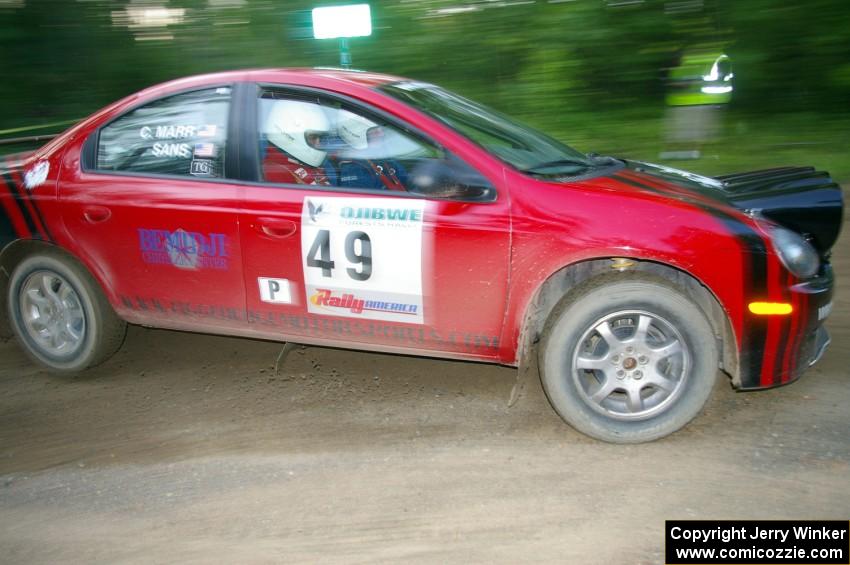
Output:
[
  {"xmin": 7, "ymin": 251, "xmax": 126, "ymax": 373},
  {"xmin": 539, "ymin": 276, "xmax": 718, "ymax": 443}
]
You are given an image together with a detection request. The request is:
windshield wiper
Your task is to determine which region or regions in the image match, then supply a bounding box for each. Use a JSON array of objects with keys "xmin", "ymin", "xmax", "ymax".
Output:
[
  {"xmin": 586, "ymin": 153, "xmax": 620, "ymax": 166},
  {"xmin": 519, "ymin": 158, "xmax": 592, "ymax": 174}
]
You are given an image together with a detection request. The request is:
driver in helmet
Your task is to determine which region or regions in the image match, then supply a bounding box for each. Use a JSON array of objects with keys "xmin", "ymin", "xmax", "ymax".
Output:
[
  {"xmin": 335, "ymin": 111, "xmax": 408, "ymax": 191},
  {"xmin": 262, "ymin": 100, "xmax": 337, "ymax": 185}
]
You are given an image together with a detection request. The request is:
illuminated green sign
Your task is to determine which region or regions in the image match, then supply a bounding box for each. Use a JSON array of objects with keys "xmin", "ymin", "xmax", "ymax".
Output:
[{"xmin": 312, "ymin": 4, "xmax": 372, "ymax": 39}]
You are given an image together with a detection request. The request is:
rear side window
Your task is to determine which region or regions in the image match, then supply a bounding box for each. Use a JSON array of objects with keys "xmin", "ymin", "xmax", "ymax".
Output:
[{"xmin": 96, "ymin": 87, "xmax": 230, "ymax": 178}]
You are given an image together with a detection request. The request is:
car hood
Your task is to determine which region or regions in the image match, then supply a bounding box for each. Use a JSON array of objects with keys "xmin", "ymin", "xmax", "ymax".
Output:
[{"xmin": 614, "ymin": 160, "xmax": 844, "ymax": 255}]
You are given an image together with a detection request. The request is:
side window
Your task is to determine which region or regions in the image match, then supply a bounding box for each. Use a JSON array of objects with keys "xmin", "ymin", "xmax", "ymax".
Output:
[
  {"xmin": 257, "ymin": 90, "xmax": 494, "ymax": 201},
  {"xmin": 96, "ymin": 87, "xmax": 230, "ymax": 178}
]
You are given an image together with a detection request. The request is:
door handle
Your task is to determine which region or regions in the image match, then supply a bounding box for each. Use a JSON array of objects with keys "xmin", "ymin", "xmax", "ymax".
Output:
[
  {"xmin": 255, "ymin": 218, "xmax": 297, "ymax": 239},
  {"xmin": 82, "ymin": 205, "xmax": 111, "ymax": 224}
]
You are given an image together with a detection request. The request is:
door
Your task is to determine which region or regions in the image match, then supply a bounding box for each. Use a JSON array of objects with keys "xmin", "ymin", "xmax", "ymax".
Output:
[
  {"xmin": 238, "ymin": 87, "xmax": 510, "ymax": 359},
  {"xmin": 58, "ymin": 86, "xmax": 247, "ymax": 331}
]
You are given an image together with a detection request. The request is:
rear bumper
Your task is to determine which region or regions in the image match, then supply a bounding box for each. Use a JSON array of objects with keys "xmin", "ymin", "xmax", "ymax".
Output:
[{"xmin": 738, "ymin": 264, "xmax": 834, "ymax": 390}]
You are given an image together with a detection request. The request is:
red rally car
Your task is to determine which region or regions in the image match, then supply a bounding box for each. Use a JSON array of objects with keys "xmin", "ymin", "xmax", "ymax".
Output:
[{"xmin": 0, "ymin": 69, "xmax": 842, "ymax": 443}]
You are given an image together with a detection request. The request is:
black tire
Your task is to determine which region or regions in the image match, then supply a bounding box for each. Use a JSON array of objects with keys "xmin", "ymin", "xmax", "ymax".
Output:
[
  {"xmin": 7, "ymin": 250, "xmax": 126, "ymax": 373},
  {"xmin": 539, "ymin": 276, "xmax": 718, "ymax": 443}
]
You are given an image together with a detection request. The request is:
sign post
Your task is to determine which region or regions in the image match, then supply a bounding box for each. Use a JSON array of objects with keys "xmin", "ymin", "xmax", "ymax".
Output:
[{"xmin": 339, "ymin": 38, "xmax": 351, "ymax": 68}]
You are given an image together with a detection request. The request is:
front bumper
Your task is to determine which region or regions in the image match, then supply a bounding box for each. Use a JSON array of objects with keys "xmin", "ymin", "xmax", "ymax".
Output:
[
  {"xmin": 808, "ymin": 325, "xmax": 831, "ymax": 368},
  {"xmin": 738, "ymin": 264, "xmax": 834, "ymax": 390}
]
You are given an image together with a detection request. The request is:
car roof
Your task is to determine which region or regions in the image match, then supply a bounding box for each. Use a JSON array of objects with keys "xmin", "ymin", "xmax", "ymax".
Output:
[
  {"xmin": 142, "ymin": 68, "xmax": 403, "ymax": 97},
  {"xmin": 246, "ymin": 68, "xmax": 404, "ymax": 87}
]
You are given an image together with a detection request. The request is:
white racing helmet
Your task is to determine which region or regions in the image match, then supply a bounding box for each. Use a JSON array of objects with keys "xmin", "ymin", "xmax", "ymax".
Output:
[
  {"xmin": 265, "ymin": 100, "xmax": 330, "ymax": 167},
  {"xmin": 337, "ymin": 110, "xmax": 379, "ymax": 150}
]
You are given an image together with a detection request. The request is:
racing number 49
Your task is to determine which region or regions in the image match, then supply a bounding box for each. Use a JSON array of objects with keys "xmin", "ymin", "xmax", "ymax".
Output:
[{"xmin": 306, "ymin": 229, "xmax": 372, "ymax": 281}]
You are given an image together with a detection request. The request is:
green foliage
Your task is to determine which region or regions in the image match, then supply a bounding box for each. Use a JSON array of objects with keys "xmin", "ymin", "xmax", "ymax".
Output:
[
  {"xmin": 1, "ymin": 0, "xmax": 848, "ymax": 179},
  {"xmin": 722, "ymin": 0, "xmax": 850, "ymax": 111}
]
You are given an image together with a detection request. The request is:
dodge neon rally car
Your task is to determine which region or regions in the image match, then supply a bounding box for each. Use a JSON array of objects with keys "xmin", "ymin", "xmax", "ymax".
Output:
[{"xmin": 0, "ymin": 69, "xmax": 842, "ymax": 443}]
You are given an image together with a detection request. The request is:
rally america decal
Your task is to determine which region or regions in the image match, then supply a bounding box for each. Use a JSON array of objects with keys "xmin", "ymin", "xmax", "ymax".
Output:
[{"xmin": 301, "ymin": 196, "xmax": 426, "ymax": 324}]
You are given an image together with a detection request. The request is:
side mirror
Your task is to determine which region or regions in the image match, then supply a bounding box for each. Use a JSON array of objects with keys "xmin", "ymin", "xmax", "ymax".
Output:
[{"xmin": 408, "ymin": 157, "xmax": 495, "ymax": 201}]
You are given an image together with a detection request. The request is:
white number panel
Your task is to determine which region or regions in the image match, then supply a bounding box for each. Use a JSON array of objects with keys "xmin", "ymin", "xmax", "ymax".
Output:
[{"xmin": 301, "ymin": 196, "xmax": 426, "ymax": 324}]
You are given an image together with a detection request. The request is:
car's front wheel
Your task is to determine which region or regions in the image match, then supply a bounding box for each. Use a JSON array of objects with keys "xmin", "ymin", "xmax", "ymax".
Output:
[
  {"xmin": 539, "ymin": 276, "xmax": 718, "ymax": 443},
  {"xmin": 7, "ymin": 250, "xmax": 126, "ymax": 373}
]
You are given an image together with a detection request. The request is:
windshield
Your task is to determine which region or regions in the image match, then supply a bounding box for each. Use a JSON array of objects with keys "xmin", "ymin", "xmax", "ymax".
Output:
[{"xmin": 379, "ymin": 81, "xmax": 593, "ymax": 176}]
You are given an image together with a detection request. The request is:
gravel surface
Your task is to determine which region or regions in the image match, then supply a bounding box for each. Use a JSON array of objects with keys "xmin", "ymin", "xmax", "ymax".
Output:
[{"xmin": 1, "ymin": 194, "xmax": 848, "ymax": 564}]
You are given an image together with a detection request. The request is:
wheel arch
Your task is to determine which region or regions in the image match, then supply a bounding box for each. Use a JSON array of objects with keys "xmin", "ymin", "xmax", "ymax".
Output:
[
  {"xmin": 515, "ymin": 257, "xmax": 740, "ymax": 386},
  {"xmin": 0, "ymin": 239, "xmax": 116, "ymax": 339}
]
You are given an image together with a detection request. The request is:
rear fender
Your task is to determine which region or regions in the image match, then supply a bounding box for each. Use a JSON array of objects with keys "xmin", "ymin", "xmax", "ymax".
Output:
[{"xmin": 0, "ymin": 239, "xmax": 115, "ymax": 339}]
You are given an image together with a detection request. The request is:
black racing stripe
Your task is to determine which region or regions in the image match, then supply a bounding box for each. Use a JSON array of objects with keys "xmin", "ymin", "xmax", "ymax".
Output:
[
  {"xmin": 7, "ymin": 166, "xmax": 52, "ymax": 241},
  {"xmin": 0, "ymin": 170, "xmax": 22, "ymax": 242},
  {"xmin": 774, "ymin": 270, "xmax": 793, "ymax": 385},
  {"xmin": 616, "ymin": 170, "xmax": 688, "ymax": 198},
  {"xmin": 2, "ymin": 171, "xmax": 38, "ymax": 238},
  {"xmin": 737, "ymin": 231, "xmax": 768, "ymax": 386},
  {"xmin": 31, "ymin": 201, "xmax": 52, "ymax": 240},
  {"xmin": 786, "ymin": 275, "xmax": 809, "ymax": 382},
  {"xmin": 19, "ymin": 177, "xmax": 52, "ymax": 242},
  {"xmin": 0, "ymin": 197, "xmax": 16, "ymax": 247},
  {"xmin": 613, "ymin": 172, "xmax": 769, "ymax": 387},
  {"xmin": 610, "ymin": 173, "xmax": 665, "ymax": 195}
]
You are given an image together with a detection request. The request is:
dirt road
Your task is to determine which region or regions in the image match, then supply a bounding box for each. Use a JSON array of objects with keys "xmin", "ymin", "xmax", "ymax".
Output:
[{"xmin": 1, "ymin": 202, "xmax": 848, "ymax": 564}]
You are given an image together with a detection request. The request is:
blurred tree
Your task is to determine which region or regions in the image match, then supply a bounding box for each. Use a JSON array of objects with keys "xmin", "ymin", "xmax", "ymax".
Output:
[
  {"xmin": 722, "ymin": 0, "xmax": 850, "ymax": 112},
  {"xmin": 0, "ymin": 0, "xmax": 848, "ymax": 135},
  {"xmin": 0, "ymin": 0, "xmax": 142, "ymax": 127}
]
